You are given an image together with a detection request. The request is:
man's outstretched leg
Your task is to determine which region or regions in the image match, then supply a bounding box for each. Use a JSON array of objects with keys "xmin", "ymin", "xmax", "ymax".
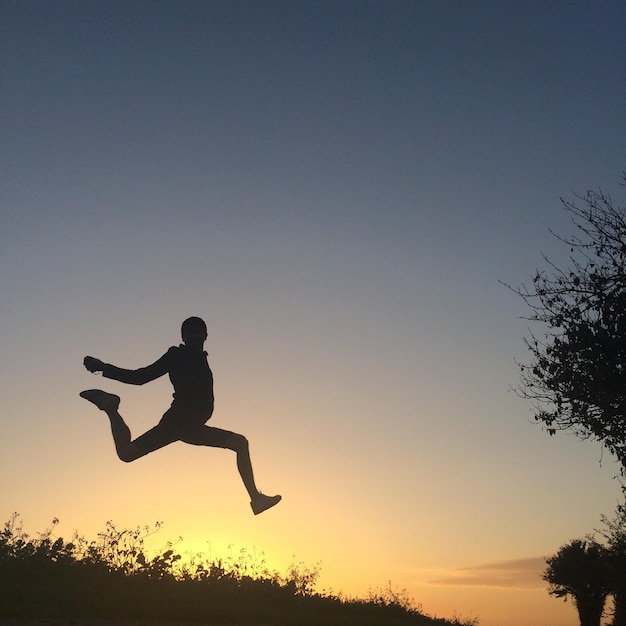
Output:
[
  {"xmin": 182, "ymin": 427, "xmax": 281, "ymax": 515},
  {"xmin": 80, "ymin": 389, "xmax": 143, "ymax": 462}
]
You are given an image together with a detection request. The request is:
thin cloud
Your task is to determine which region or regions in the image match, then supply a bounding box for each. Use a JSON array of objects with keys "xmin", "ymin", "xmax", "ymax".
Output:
[{"xmin": 429, "ymin": 557, "xmax": 546, "ymax": 589}]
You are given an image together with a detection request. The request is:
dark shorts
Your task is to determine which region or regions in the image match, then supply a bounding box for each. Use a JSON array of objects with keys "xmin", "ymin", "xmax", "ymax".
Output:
[{"xmin": 132, "ymin": 404, "xmax": 235, "ymax": 454}]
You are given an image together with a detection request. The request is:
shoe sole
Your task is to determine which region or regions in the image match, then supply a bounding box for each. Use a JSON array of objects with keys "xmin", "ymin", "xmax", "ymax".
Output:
[{"xmin": 80, "ymin": 389, "xmax": 120, "ymax": 411}]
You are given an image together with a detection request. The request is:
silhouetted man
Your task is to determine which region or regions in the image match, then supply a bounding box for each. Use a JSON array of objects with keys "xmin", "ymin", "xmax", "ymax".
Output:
[{"xmin": 80, "ymin": 316, "xmax": 281, "ymax": 515}]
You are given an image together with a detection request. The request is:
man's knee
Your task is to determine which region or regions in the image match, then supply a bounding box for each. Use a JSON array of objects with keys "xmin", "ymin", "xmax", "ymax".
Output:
[
  {"xmin": 227, "ymin": 433, "xmax": 249, "ymax": 452},
  {"xmin": 117, "ymin": 443, "xmax": 143, "ymax": 463}
]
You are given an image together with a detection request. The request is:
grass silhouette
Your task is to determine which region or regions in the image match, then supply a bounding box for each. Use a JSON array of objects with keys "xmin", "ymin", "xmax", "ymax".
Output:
[{"xmin": 0, "ymin": 514, "xmax": 477, "ymax": 626}]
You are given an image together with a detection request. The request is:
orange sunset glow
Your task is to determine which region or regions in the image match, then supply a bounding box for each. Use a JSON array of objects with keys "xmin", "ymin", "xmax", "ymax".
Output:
[{"xmin": 2, "ymin": 2, "xmax": 625, "ymax": 625}]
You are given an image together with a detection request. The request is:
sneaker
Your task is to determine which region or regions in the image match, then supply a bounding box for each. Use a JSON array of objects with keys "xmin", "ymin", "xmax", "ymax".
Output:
[
  {"xmin": 79, "ymin": 389, "xmax": 120, "ymax": 411},
  {"xmin": 250, "ymin": 493, "xmax": 282, "ymax": 515}
]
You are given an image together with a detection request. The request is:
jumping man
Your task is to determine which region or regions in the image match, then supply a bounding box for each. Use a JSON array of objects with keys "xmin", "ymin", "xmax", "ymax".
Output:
[{"xmin": 80, "ymin": 316, "xmax": 281, "ymax": 515}]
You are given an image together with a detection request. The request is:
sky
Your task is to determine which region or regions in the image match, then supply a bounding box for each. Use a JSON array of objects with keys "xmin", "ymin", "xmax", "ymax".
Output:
[{"xmin": 1, "ymin": 1, "xmax": 625, "ymax": 624}]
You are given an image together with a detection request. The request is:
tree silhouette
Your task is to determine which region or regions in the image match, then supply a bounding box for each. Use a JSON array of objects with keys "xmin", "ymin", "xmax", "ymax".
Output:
[
  {"xmin": 544, "ymin": 539, "xmax": 611, "ymax": 626},
  {"xmin": 598, "ymin": 511, "xmax": 626, "ymax": 626},
  {"xmin": 509, "ymin": 173, "xmax": 626, "ymax": 476}
]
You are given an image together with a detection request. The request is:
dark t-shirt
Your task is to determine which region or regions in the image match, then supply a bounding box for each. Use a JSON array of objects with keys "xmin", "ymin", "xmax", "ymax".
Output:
[{"xmin": 102, "ymin": 345, "xmax": 214, "ymax": 415}]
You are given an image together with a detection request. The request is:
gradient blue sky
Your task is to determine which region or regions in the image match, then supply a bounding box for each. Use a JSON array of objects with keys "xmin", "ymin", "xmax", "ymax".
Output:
[{"xmin": 2, "ymin": 2, "xmax": 625, "ymax": 625}]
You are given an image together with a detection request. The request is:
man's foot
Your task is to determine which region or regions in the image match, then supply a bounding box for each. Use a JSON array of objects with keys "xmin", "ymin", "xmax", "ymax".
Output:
[
  {"xmin": 251, "ymin": 493, "xmax": 282, "ymax": 515},
  {"xmin": 80, "ymin": 389, "xmax": 120, "ymax": 411}
]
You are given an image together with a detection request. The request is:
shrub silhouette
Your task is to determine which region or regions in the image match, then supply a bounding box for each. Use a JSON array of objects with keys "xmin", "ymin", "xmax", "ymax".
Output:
[{"xmin": 0, "ymin": 513, "xmax": 477, "ymax": 626}]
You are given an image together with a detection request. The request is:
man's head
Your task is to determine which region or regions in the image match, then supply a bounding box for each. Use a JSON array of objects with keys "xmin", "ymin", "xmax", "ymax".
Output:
[{"xmin": 181, "ymin": 316, "xmax": 207, "ymax": 346}]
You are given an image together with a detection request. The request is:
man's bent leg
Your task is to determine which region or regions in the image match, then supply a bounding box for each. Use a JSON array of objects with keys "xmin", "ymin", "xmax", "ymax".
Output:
[
  {"xmin": 80, "ymin": 390, "xmax": 174, "ymax": 462},
  {"xmin": 130, "ymin": 423, "xmax": 180, "ymax": 461},
  {"xmin": 181, "ymin": 426, "xmax": 281, "ymax": 514},
  {"xmin": 81, "ymin": 390, "xmax": 140, "ymax": 462},
  {"xmin": 229, "ymin": 433, "xmax": 260, "ymax": 501},
  {"xmin": 180, "ymin": 427, "xmax": 259, "ymax": 498},
  {"xmin": 107, "ymin": 409, "xmax": 143, "ymax": 462},
  {"xmin": 229, "ymin": 434, "xmax": 282, "ymax": 514}
]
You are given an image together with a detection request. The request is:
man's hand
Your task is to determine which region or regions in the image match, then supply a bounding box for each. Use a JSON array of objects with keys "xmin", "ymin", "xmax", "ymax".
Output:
[{"xmin": 83, "ymin": 356, "xmax": 105, "ymax": 373}]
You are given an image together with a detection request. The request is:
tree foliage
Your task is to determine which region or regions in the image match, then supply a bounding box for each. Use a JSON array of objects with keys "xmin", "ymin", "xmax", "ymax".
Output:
[
  {"xmin": 597, "ymin": 511, "xmax": 626, "ymax": 626},
  {"xmin": 544, "ymin": 510, "xmax": 626, "ymax": 626},
  {"xmin": 511, "ymin": 173, "xmax": 626, "ymax": 474},
  {"xmin": 544, "ymin": 539, "xmax": 610, "ymax": 626}
]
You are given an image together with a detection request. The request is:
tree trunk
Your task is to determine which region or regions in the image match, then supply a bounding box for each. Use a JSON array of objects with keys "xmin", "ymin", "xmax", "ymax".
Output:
[
  {"xmin": 613, "ymin": 593, "xmax": 626, "ymax": 626},
  {"xmin": 576, "ymin": 596, "xmax": 605, "ymax": 626}
]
